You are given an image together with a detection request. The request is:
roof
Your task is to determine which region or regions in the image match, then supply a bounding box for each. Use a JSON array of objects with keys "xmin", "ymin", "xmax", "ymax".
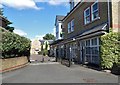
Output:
[
  {"xmin": 56, "ymin": 15, "xmax": 65, "ymax": 21},
  {"xmin": 39, "ymin": 40, "xmax": 54, "ymax": 44},
  {"xmin": 62, "ymin": 1, "xmax": 82, "ymax": 22},
  {"xmin": 55, "ymin": 15, "xmax": 65, "ymax": 26},
  {"xmin": 0, "ymin": 15, "xmax": 9, "ymax": 22},
  {"xmin": 65, "ymin": 22, "xmax": 108, "ymax": 40},
  {"xmin": 50, "ymin": 39, "xmax": 64, "ymax": 45}
]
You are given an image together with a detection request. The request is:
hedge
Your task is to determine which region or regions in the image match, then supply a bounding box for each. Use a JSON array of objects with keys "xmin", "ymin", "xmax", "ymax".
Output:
[
  {"xmin": 100, "ymin": 32, "xmax": 120, "ymax": 69},
  {"xmin": 0, "ymin": 28, "xmax": 31, "ymax": 58}
]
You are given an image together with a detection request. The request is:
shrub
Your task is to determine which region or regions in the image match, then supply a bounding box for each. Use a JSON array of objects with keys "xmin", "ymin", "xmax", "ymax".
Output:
[
  {"xmin": 1, "ymin": 28, "xmax": 31, "ymax": 58},
  {"xmin": 100, "ymin": 32, "xmax": 120, "ymax": 69},
  {"xmin": 38, "ymin": 50, "xmax": 48, "ymax": 56}
]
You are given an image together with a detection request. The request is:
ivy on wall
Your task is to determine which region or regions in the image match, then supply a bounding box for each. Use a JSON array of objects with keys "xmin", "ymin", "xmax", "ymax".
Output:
[
  {"xmin": 100, "ymin": 31, "xmax": 120, "ymax": 69},
  {"xmin": 0, "ymin": 28, "xmax": 31, "ymax": 58}
]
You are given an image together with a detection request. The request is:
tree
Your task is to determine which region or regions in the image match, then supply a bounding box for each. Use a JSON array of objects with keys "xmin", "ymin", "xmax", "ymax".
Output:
[
  {"xmin": 45, "ymin": 41, "xmax": 48, "ymax": 50},
  {"xmin": 43, "ymin": 33, "xmax": 55, "ymax": 40}
]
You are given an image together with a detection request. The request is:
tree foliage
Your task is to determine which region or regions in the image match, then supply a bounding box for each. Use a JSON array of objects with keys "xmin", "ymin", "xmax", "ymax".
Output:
[
  {"xmin": 43, "ymin": 33, "xmax": 55, "ymax": 40},
  {"xmin": 1, "ymin": 28, "xmax": 31, "ymax": 58},
  {"xmin": 100, "ymin": 32, "xmax": 120, "ymax": 69}
]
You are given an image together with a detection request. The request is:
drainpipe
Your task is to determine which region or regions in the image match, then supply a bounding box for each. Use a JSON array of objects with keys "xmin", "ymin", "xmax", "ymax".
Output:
[{"xmin": 107, "ymin": 0, "xmax": 110, "ymax": 32}]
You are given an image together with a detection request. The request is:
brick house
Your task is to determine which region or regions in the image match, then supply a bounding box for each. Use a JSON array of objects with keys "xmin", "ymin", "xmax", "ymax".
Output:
[
  {"xmin": 0, "ymin": 15, "xmax": 8, "ymax": 28},
  {"xmin": 50, "ymin": 0, "xmax": 120, "ymax": 65}
]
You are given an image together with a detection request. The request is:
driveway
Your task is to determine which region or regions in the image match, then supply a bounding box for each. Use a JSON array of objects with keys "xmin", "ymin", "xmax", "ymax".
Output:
[{"xmin": 2, "ymin": 62, "xmax": 118, "ymax": 83}]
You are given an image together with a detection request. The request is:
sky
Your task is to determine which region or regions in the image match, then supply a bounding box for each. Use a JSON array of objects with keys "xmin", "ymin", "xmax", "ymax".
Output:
[{"xmin": 0, "ymin": 0, "xmax": 69, "ymax": 40}]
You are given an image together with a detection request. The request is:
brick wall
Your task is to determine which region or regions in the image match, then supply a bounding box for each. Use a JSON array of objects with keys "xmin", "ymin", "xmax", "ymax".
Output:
[
  {"xmin": 0, "ymin": 56, "xmax": 28, "ymax": 73},
  {"xmin": 63, "ymin": 2, "xmax": 108, "ymax": 39}
]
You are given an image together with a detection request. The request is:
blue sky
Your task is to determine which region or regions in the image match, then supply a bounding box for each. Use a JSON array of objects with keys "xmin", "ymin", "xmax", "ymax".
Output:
[{"xmin": 0, "ymin": 0, "xmax": 69, "ymax": 40}]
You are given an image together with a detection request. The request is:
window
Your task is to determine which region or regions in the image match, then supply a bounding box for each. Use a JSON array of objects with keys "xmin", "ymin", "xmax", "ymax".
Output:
[
  {"xmin": 84, "ymin": 0, "xmax": 99, "ymax": 25},
  {"xmin": 85, "ymin": 37, "xmax": 100, "ymax": 64},
  {"xmin": 68, "ymin": 22, "xmax": 71, "ymax": 33},
  {"xmin": 68, "ymin": 19, "xmax": 74, "ymax": 33},
  {"xmin": 91, "ymin": 1, "xmax": 99, "ymax": 20},
  {"xmin": 84, "ymin": 7, "xmax": 90, "ymax": 24},
  {"xmin": 71, "ymin": 19, "xmax": 74, "ymax": 32}
]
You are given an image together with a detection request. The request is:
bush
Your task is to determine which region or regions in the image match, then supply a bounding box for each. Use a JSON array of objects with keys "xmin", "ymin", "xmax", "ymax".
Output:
[
  {"xmin": 100, "ymin": 32, "xmax": 120, "ymax": 69},
  {"xmin": 38, "ymin": 50, "xmax": 48, "ymax": 56},
  {"xmin": 1, "ymin": 28, "xmax": 31, "ymax": 58}
]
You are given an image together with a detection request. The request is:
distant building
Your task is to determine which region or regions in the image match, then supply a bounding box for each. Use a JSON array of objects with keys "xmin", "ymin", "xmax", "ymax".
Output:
[
  {"xmin": 30, "ymin": 39, "xmax": 41, "ymax": 55},
  {"xmin": 55, "ymin": 15, "xmax": 65, "ymax": 40},
  {"xmin": 39, "ymin": 40, "xmax": 53, "ymax": 50}
]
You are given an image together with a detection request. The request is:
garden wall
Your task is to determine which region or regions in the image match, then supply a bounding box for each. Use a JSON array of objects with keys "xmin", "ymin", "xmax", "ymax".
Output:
[{"xmin": 0, "ymin": 56, "xmax": 28, "ymax": 73}]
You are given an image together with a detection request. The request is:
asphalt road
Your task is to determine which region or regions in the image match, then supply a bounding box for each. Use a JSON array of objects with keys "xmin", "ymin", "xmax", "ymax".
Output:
[{"xmin": 2, "ymin": 62, "xmax": 118, "ymax": 83}]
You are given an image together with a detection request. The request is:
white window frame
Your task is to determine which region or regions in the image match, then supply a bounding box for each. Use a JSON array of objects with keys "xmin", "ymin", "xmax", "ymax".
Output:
[
  {"xmin": 84, "ymin": 7, "xmax": 90, "ymax": 25},
  {"xmin": 85, "ymin": 37, "xmax": 100, "ymax": 64},
  {"xmin": 68, "ymin": 19, "xmax": 74, "ymax": 33},
  {"xmin": 91, "ymin": 0, "xmax": 99, "ymax": 21}
]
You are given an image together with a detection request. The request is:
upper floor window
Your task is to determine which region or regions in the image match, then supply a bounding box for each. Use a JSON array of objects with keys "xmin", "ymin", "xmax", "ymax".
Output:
[
  {"xmin": 68, "ymin": 22, "xmax": 71, "ymax": 33},
  {"xmin": 68, "ymin": 19, "xmax": 74, "ymax": 33},
  {"xmin": 91, "ymin": 0, "xmax": 99, "ymax": 21},
  {"xmin": 71, "ymin": 19, "xmax": 74, "ymax": 32},
  {"xmin": 84, "ymin": 7, "xmax": 90, "ymax": 24}
]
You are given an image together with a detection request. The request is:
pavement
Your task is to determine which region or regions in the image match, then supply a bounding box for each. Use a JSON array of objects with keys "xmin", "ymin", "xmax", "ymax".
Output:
[
  {"xmin": 2, "ymin": 54, "xmax": 119, "ymax": 83},
  {"xmin": 30, "ymin": 54, "xmax": 55, "ymax": 62}
]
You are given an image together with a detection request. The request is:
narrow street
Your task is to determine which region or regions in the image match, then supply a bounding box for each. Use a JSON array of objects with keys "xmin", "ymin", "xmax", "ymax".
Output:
[{"xmin": 2, "ymin": 55, "xmax": 118, "ymax": 83}]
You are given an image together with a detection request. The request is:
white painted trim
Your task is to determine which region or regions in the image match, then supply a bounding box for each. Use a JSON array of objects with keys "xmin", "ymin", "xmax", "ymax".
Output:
[
  {"xmin": 91, "ymin": 0, "xmax": 99, "ymax": 21},
  {"xmin": 84, "ymin": 7, "xmax": 90, "ymax": 25},
  {"xmin": 67, "ymin": 19, "xmax": 74, "ymax": 33}
]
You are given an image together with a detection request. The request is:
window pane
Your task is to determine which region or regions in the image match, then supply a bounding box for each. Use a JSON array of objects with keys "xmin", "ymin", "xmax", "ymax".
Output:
[
  {"xmin": 85, "ymin": 8, "xmax": 90, "ymax": 16},
  {"xmin": 92, "ymin": 38, "xmax": 97, "ymax": 45},
  {"xmin": 86, "ymin": 17, "xmax": 90, "ymax": 24},
  {"xmin": 93, "ymin": 11, "xmax": 99, "ymax": 19},
  {"xmin": 86, "ymin": 47, "xmax": 91, "ymax": 54},
  {"xmin": 71, "ymin": 20, "xmax": 74, "ymax": 27},
  {"xmin": 84, "ymin": 8, "xmax": 90, "ymax": 24},
  {"xmin": 92, "ymin": 47, "xmax": 98, "ymax": 54},
  {"xmin": 71, "ymin": 20, "xmax": 74, "ymax": 31},
  {"xmin": 86, "ymin": 40, "xmax": 90, "ymax": 46},
  {"xmin": 68, "ymin": 22, "xmax": 71, "ymax": 33},
  {"xmin": 93, "ymin": 3, "xmax": 98, "ymax": 12}
]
